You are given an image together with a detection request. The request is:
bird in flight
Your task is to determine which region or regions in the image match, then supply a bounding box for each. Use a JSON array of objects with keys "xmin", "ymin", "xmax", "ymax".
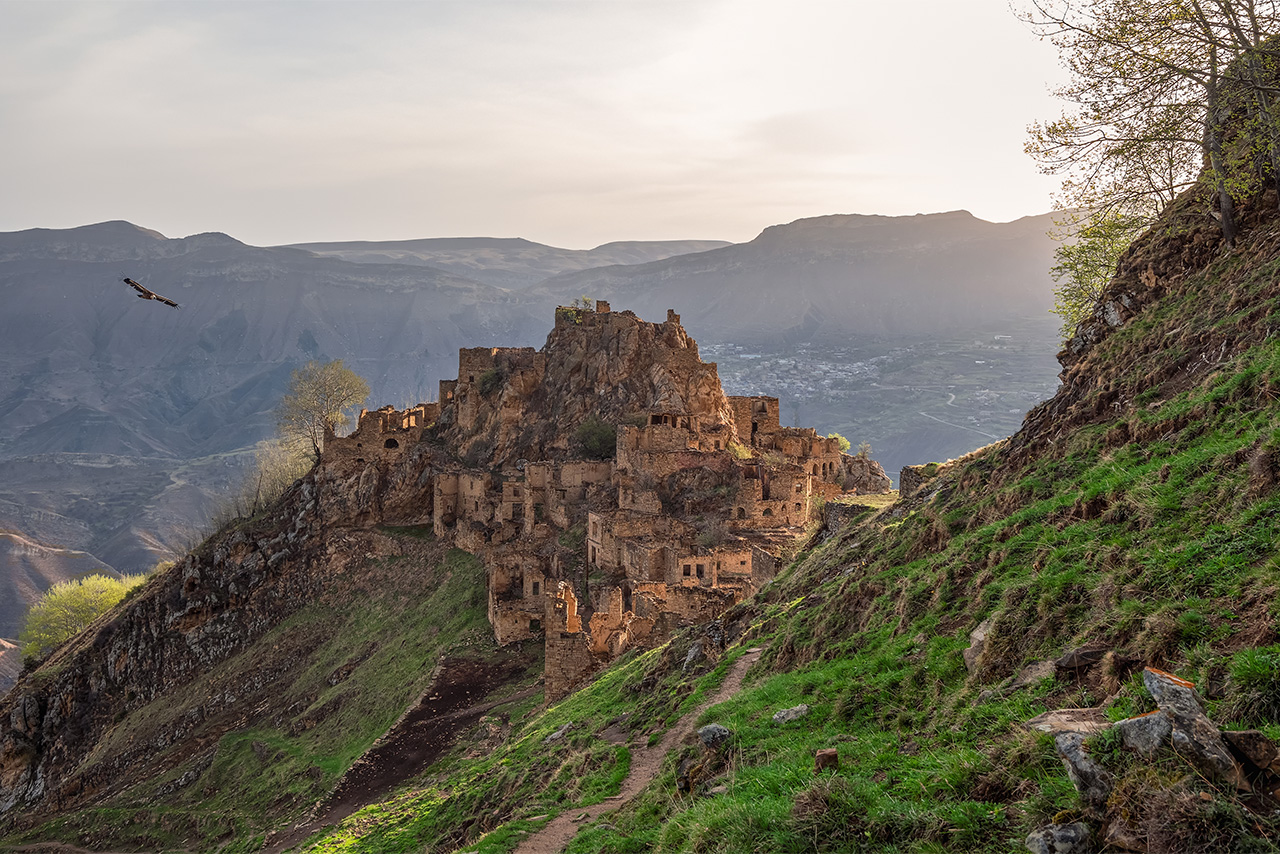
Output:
[{"xmin": 122, "ymin": 277, "xmax": 180, "ymax": 309}]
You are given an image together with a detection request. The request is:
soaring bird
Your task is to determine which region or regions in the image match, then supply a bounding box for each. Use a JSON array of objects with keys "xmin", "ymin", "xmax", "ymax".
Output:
[{"xmin": 122, "ymin": 277, "xmax": 180, "ymax": 309}]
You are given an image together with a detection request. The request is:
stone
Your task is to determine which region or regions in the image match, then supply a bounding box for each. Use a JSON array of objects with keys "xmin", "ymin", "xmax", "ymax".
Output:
[
  {"xmin": 542, "ymin": 723, "xmax": 573, "ymax": 745},
  {"xmin": 1024, "ymin": 707, "xmax": 1112, "ymax": 736},
  {"xmin": 1222, "ymin": 729, "xmax": 1280, "ymax": 775},
  {"xmin": 1115, "ymin": 710, "xmax": 1171, "ymax": 760},
  {"xmin": 1024, "ymin": 822, "xmax": 1091, "ymax": 854},
  {"xmin": 1055, "ymin": 646, "xmax": 1109, "ymax": 674},
  {"xmin": 704, "ymin": 784, "xmax": 728, "ymax": 796},
  {"xmin": 963, "ymin": 618, "xmax": 993, "ymax": 673},
  {"xmin": 814, "ymin": 748, "xmax": 839, "ymax": 773},
  {"xmin": 1055, "ymin": 732, "xmax": 1113, "ymax": 818},
  {"xmin": 1143, "ymin": 667, "xmax": 1249, "ymax": 791},
  {"xmin": 772, "ymin": 704, "xmax": 810, "ymax": 724},
  {"xmin": 682, "ymin": 641, "xmax": 705, "ymax": 673},
  {"xmin": 697, "ymin": 724, "xmax": 732, "ymax": 751}
]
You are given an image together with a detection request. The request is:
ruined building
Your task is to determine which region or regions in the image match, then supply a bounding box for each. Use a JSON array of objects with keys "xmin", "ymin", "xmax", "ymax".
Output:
[{"xmin": 322, "ymin": 303, "xmax": 891, "ymax": 698}]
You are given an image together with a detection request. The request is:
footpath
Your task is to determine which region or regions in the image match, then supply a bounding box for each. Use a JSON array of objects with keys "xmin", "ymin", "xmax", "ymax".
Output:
[{"xmin": 510, "ymin": 647, "xmax": 763, "ymax": 854}]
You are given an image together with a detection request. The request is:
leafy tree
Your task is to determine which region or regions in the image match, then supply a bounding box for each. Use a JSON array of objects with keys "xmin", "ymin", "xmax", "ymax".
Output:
[
  {"xmin": 1050, "ymin": 209, "xmax": 1151, "ymax": 337},
  {"xmin": 20, "ymin": 574, "xmax": 147, "ymax": 660},
  {"xmin": 1022, "ymin": 0, "xmax": 1280, "ymax": 335},
  {"xmin": 826, "ymin": 432, "xmax": 852, "ymax": 454},
  {"xmin": 275, "ymin": 359, "xmax": 370, "ymax": 460}
]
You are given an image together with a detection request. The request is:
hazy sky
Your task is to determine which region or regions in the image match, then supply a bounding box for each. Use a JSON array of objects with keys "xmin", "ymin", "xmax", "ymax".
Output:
[{"xmin": 1, "ymin": 0, "xmax": 1068, "ymax": 248}]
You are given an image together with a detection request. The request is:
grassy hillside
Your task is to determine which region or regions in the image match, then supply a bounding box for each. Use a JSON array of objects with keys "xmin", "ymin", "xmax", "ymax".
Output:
[
  {"xmin": 2, "ymin": 534, "xmax": 541, "ymax": 852},
  {"xmin": 273, "ymin": 194, "xmax": 1280, "ymax": 854}
]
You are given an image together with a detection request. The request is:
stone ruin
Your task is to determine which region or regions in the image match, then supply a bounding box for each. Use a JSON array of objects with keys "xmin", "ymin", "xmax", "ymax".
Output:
[{"xmin": 322, "ymin": 304, "xmax": 891, "ymax": 699}]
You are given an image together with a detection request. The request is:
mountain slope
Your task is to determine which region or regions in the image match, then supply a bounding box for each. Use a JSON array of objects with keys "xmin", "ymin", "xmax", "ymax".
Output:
[
  {"xmin": 529, "ymin": 210, "xmax": 1062, "ymax": 344},
  {"xmin": 286, "ymin": 236, "xmax": 732, "ymax": 289}
]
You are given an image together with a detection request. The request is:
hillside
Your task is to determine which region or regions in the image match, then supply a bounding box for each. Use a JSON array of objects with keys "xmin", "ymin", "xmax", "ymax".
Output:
[
  {"xmin": 529, "ymin": 210, "xmax": 1062, "ymax": 344},
  {"xmin": 285, "ymin": 237, "xmax": 733, "ymax": 289}
]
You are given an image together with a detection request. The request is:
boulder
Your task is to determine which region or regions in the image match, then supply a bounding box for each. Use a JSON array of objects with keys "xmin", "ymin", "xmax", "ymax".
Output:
[
  {"xmin": 1024, "ymin": 821, "xmax": 1091, "ymax": 854},
  {"xmin": 1055, "ymin": 732, "xmax": 1113, "ymax": 818},
  {"xmin": 1115, "ymin": 710, "xmax": 1171, "ymax": 760},
  {"xmin": 682, "ymin": 641, "xmax": 705, "ymax": 673},
  {"xmin": 814, "ymin": 748, "xmax": 839, "ymax": 773},
  {"xmin": 772, "ymin": 704, "xmax": 810, "ymax": 724},
  {"xmin": 1143, "ymin": 668, "xmax": 1249, "ymax": 791},
  {"xmin": 542, "ymin": 723, "xmax": 573, "ymax": 745},
  {"xmin": 697, "ymin": 724, "xmax": 732, "ymax": 751}
]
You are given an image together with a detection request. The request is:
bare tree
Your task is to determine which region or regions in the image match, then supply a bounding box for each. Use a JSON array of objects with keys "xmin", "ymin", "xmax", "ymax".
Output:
[{"xmin": 275, "ymin": 359, "xmax": 370, "ymax": 460}]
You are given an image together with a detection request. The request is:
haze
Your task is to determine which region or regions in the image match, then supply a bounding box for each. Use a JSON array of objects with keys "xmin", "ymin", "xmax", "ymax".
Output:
[{"xmin": 1, "ymin": 0, "xmax": 1067, "ymax": 248}]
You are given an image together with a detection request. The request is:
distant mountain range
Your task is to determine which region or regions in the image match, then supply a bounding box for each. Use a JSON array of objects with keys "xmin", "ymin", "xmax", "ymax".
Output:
[
  {"xmin": 287, "ymin": 237, "xmax": 732, "ymax": 289},
  {"xmin": 529, "ymin": 211, "xmax": 1061, "ymax": 343},
  {"xmin": 0, "ymin": 211, "xmax": 1066, "ymax": 641}
]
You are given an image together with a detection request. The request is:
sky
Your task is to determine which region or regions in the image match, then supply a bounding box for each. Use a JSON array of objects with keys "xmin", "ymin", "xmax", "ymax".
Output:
[{"xmin": 0, "ymin": 0, "xmax": 1070, "ymax": 249}]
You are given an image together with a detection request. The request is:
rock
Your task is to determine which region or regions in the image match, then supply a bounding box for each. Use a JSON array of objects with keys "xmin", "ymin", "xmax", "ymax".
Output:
[
  {"xmin": 676, "ymin": 755, "xmax": 703, "ymax": 792},
  {"xmin": 1143, "ymin": 667, "xmax": 1249, "ymax": 790},
  {"xmin": 1054, "ymin": 732, "xmax": 1113, "ymax": 818},
  {"xmin": 1024, "ymin": 821, "xmax": 1091, "ymax": 854},
  {"xmin": 1222, "ymin": 729, "xmax": 1280, "ymax": 775},
  {"xmin": 1115, "ymin": 710, "xmax": 1171, "ymax": 760},
  {"xmin": 963, "ymin": 618, "xmax": 992, "ymax": 673},
  {"xmin": 1024, "ymin": 707, "xmax": 1112, "ymax": 736},
  {"xmin": 697, "ymin": 724, "xmax": 732, "ymax": 751},
  {"xmin": 705, "ymin": 784, "xmax": 728, "ymax": 796},
  {"xmin": 814, "ymin": 748, "xmax": 839, "ymax": 773},
  {"xmin": 772, "ymin": 704, "xmax": 810, "ymax": 724},
  {"xmin": 542, "ymin": 723, "xmax": 573, "ymax": 745},
  {"xmin": 1055, "ymin": 646, "xmax": 1109, "ymax": 674},
  {"xmin": 985, "ymin": 660, "xmax": 1057, "ymax": 701},
  {"xmin": 682, "ymin": 641, "xmax": 705, "ymax": 673}
]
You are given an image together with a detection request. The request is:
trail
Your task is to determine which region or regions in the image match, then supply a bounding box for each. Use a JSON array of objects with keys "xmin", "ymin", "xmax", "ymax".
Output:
[{"xmin": 511, "ymin": 647, "xmax": 763, "ymax": 854}]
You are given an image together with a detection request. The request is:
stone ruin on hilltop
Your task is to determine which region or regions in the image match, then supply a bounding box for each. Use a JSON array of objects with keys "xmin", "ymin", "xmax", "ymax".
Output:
[{"xmin": 322, "ymin": 303, "xmax": 892, "ymax": 698}]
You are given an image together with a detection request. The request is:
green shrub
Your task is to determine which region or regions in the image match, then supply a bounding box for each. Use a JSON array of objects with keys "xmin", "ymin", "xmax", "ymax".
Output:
[
  {"xmin": 477, "ymin": 368, "xmax": 504, "ymax": 396},
  {"xmin": 826, "ymin": 432, "xmax": 852, "ymax": 453},
  {"xmin": 575, "ymin": 415, "xmax": 617, "ymax": 460}
]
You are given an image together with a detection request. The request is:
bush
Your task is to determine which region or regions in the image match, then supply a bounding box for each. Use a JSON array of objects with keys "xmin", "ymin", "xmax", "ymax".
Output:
[
  {"xmin": 19, "ymin": 574, "xmax": 148, "ymax": 659},
  {"xmin": 477, "ymin": 369, "xmax": 504, "ymax": 396},
  {"xmin": 575, "ymin": 415, "xmax": 617, "ymax": 460},
  {"xmin": 826, "ymin": 432, "xmax": 851, "ymax": 453}
]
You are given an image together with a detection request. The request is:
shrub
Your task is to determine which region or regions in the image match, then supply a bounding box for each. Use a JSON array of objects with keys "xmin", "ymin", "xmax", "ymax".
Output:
[
  {"xmin": 575, "ymin": 415, "xmax": 617, "ymax": 460},
  {"xmin": 477, "ymin": 368, "xmax": 504, "ymax": 396},
  {"xmin": 827, "ymin": 432, "xmax": 851, "ymax": 453}
]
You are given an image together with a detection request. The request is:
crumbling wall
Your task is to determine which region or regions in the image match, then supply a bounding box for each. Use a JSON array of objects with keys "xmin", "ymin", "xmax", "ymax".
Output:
[{"xmin": 322, "ymin": 404, "xmax": 434, "ymax": 464}]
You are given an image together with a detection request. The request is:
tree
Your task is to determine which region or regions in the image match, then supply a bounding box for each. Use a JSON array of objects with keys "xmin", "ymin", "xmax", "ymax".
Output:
[
  {"xmin": 826, "ymin": 432, "xmax": 852, "ymax": 454},
  {"xmin": 20, "ymin": 574, "xmax": 147, "ymax": 661},
  {"xmin": 1021, "ymin": 0, "xmax": 1280, "ymax": 336},
  {"xmin": 275, "ymin": 359, "xmax": 370, "ymax": 460},
  {"xmin": 1050, "ymin": 208, "xmax": 1151, "ymax": 337}
]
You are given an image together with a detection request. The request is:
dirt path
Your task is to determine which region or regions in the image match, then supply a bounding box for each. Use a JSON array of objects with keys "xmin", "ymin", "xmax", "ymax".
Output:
[{"xmin": 511, "ymin": 647, "xmax": 763, "ymax": 854}]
